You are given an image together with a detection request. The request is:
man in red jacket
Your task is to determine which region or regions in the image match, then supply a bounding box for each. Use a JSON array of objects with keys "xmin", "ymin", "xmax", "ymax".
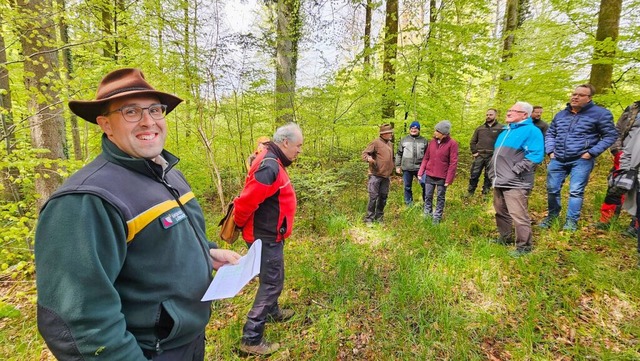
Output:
[{"xmin": 234, "ymin": 123, "xmax": 303, "ymax": 356}]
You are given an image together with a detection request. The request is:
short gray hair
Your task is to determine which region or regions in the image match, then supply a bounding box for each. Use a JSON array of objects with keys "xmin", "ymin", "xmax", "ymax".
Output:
[
  {"xmin": 515, "ymin": 101, "xmax": 533, "ymax": 117},
  {"xmin": 273, "ymin": 122, "xmax": 302, "ymax": 143}
]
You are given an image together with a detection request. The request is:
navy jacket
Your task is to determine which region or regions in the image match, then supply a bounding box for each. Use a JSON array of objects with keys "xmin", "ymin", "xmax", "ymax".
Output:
[{"xmin": 545, "ymin": 101, "xmax": 617, "ymax": 161}]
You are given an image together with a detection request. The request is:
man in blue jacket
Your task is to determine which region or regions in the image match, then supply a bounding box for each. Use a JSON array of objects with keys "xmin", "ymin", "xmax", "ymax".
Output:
[
  {"xmin": 540, "ymin": 84, "xmax": 618, "ymax": 231},
  {"xmin": 489, "ymin": 102, "xmax": 544, "ymax": 256}
]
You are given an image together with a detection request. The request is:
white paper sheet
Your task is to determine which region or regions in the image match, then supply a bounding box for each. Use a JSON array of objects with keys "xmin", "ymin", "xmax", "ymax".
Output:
[{"xmin": 201, "ymin": 239, "xmax": 262, "ymax": 301}]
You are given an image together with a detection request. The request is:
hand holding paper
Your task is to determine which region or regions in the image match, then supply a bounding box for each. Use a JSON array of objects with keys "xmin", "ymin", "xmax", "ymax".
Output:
[{"xmin": 201, "ymin": 239, "xmax": 262, "ymax": 301}]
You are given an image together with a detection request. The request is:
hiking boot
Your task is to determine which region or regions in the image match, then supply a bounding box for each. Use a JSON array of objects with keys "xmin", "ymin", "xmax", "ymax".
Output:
[
  {"xmin": 239, "ymin": 339, "xmax": 280, "ymax": 356},
  {"xmin": 624, "ymin": 226, "xmax": 638, "ymax": 238},
  {"xmin": 538, "ymin": 216, "xmax": 556, "ymax": 229},
  {"xmin": 563, "ymin": 219, "xmax": 578, "ymax": 232},
  {"xmin": 267, "ymin": 308, "xmax": 294, "ymax": 323},
  {"xmin": 510, "ymin": 248, "xmax": 532, "ymax": 258},
  {"xmin": 491, "ymin": 237, "xmax": 513, "ymax": 246}
]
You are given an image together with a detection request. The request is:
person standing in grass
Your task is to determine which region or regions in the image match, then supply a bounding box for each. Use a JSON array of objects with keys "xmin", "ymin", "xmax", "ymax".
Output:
[
  {"xmin": 466, "ymin": 109, "xmax": 503, "ymax": 197},
  {"xmin": 489, "ymin": 101, "xmax": 544, "ymax": 257},
  {"xmin": 417, "ymin": 120, "xmax": 458, "ymax": 224},
  {"xmin": 34, "ymin": 68, "xmax": 241, "ymax": 361},
  {"xmin": 539, "ymin": 84, "xmax": 617, "ymax": 231},
  {"xmin": 234, "ymin": 123, "xmax": 303, "ymax": 356},
  {"xmin": 395, "ymin": 121, "xmax": 428, "ymax": 206},
  {"xmin": 596, "ymin": 101, "xmax": 640, "ymax": 236},
  {"xmin": 617, "ymin": 102, "xmax": 640, "ymax": 267},
  {"xmin": 362, "ymin": 124, "xmax": 395, "ymax": 224}
]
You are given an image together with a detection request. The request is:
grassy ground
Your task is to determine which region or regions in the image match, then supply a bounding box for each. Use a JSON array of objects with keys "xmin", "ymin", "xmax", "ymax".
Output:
[{"xmin": 1, "ymin": 159, "xmax": 639, "ymax": 360}]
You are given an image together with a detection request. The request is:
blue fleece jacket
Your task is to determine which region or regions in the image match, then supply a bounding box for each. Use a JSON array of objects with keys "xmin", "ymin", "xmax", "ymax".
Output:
[{"xmin": 489, "ymin": 118, "xmax": 544, "ymax": 189}]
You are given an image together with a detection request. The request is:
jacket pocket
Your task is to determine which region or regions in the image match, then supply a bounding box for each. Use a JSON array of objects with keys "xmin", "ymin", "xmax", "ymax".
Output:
[{"xmin": 155, "ymin": 300, "xmax": 179, "ymax": 342}]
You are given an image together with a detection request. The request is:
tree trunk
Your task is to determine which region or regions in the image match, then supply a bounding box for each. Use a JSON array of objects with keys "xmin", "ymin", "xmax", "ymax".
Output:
[
  {"xmin": 363, "ymin": 0, "xmax": 372, "ymax": 73},
  {"xmin": 275, "ymin": 0, "xmax": 301, "ymax": 125},
  {"xmin": 381, "ymin": 0, "xmax": 398, "ymax": 121},
  {"xmin": 16, "ymin": 0, "xmax": 67, "ymax": 209},
  {"xmin": 0, "ymin": 14, "xmax": 21, "ymax": 202},
  {"xmin": 501, "ymin": 0, "xmax": 518, "ymax": 81},
  {"xmin": 101, "ymin": 0, "xmax": 115, "ymax": 59},
  {"xmin": 56, "ymin": 0, "xmax": 83, "ymax": 160},
  {"xmin": 589, "ymin": 0, "xmax": 622, "ymax": 95}
]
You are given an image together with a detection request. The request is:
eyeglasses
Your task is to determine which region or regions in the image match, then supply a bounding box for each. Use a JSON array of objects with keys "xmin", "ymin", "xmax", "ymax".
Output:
[
  {"xmin": 103, "ymin": 104, "xmax": 168, "ymax": 123},
  {"xmin": 506, "ymin": 110, "xmax": 526, "ymax": 114},
  {"xmin": 571, "ymin": 93, "xmax": 591, "ymax": 97}
]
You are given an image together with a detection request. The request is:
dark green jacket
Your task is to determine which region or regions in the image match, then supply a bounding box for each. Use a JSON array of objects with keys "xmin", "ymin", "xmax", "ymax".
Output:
[{"xmin": 35, "ymin": 135, "xmax": 215, "ymax": 360}]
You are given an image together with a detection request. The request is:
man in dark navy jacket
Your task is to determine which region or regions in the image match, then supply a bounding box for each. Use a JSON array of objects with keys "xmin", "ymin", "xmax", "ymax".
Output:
[{"xmin": 540, "ymin": 84, "xmax": 618, "ymax": 231}]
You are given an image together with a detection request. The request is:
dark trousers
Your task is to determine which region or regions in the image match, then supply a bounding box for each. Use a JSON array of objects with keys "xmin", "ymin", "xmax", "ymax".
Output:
[
  {"xmin": 424, "ymin": 176, "xmax": 447, "ymax": 220},
  {"xmin": 493, "ymin": 187, "xmax": 533, "ymax": 250},
  {"xmin": 242, "ymin": 239, "xmax": 284, "ymax": 345},
  {"xmin": 143, "ymin": 333, "xmax": 205, "ymax": 361},
  {"xmin": 636, "ymin": 191, "xmax": 640, "ymax": 254},
  {"xmin": 468, "ymin": 155, "xmax": 492, "ymax": 194},
  {"xmin": 402, "ymin": 170, "xmax": 425, "ymax": 205},
  {"xmin": 365, "ymin": 175, "xmax": 390, "ymax": 222}
]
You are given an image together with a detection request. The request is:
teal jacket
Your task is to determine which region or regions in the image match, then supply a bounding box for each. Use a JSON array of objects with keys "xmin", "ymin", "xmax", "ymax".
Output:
[
  {"xmin": 35, "ymin": 135, "xmax": 215, "ymax": 360},
  {"xmin": 489, "ymin": 118, "xmax": 544, "ymax": 189}
]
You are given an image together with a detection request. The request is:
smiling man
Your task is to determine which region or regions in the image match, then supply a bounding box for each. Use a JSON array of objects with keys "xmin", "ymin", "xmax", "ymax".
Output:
[
  {"xmin": 34, "ymin": 68, "xmax": 240, "ymax": 361},
  {"xmin": 540, "ymin": 84, "xmax": 618, "ymax": 231}
]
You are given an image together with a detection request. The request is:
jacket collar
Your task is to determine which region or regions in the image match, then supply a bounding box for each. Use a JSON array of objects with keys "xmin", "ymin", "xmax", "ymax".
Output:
[
  {"xmin": 565, "ymin": 100, "xmax": 594, "ymax": 114},
  {"xmin": 506, "ymin": 117, "xmax": 533, "ymax": 129}
]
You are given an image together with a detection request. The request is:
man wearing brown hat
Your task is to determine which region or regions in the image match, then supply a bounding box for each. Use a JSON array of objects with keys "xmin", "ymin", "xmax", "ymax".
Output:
[
  {"xmin": 362, "ymin": 124, "xmax": 395, "ymax": 224},
  {"xmin": 34, "ymin": 68, "xmax": 241, "ymax": 361}
]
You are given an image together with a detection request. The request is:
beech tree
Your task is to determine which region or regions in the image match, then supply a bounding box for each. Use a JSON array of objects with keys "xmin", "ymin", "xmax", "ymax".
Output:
[
  {"xmin": 15, "ymin": 0, "xmax": 67, "ymax": 208},
  {"xmin": 275, "ymin": 0, "xmax": 302, "ymax": 125},
  {"xmin": 589, "ymin": 0, "xmax": 623, "ymax": 95},
  {"xmin": 381, "ymin": 0, "xmax": 398, "ymax": 121}
]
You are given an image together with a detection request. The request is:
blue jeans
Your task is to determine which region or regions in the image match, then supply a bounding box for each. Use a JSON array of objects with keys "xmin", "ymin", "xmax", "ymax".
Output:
[
  {"xmin": 402, "ymin": 170, "xmax": 425, "ymax": 205},
  {"xmin": 546, "ymin": 157, "xmax": 595, "ymax": 222}
]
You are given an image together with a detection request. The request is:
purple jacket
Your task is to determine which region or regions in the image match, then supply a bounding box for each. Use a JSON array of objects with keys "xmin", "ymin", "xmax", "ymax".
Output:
[{"xmin": 418, "ymin": 136, "xmax": 459, "ymax": 185}]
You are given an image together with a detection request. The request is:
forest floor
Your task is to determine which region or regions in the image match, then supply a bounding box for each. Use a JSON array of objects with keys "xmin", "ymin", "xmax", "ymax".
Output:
[{"xmin": 1, "ymin": 160, "xmax": 639, "ymax": 360}]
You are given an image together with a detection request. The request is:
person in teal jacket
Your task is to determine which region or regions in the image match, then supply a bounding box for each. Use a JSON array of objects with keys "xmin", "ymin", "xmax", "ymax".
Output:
[
  {"xmin": 34, "ymin": 68, "xmax": 241, "ymax": 360},
  {"xmin": 488, "ymin": 101, "xmax": 544, "ymax": 257}
]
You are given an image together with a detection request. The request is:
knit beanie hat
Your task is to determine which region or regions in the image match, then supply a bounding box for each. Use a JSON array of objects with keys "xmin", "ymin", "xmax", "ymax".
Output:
[
  {"xmin": 435, "ymin": 120, "xmax": 451, "ymax": 135},
  {"xmin": 379, "ymin": 124, "xmax": 394, "ymax": 134},
  {"xmin": 409, "ymin": 121, "xmax": 420, "ymax": 130}
]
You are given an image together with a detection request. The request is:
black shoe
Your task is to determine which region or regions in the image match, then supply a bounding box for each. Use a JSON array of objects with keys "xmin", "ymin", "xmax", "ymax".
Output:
[{"xmin": 267, "ymin": 309, "xmax": 294, "ymax": 323}]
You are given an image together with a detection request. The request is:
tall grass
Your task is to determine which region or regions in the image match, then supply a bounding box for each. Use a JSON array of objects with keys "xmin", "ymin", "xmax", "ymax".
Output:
[{"xmin": 2, "ymin": 159, "xmax": 639, "ymax": 360}]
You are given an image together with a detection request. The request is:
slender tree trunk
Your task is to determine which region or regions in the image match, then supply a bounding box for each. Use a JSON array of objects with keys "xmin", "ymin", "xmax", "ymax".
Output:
[
  {"xmin": 56, "ymin": 0, "xmax": 82, "ymax": 160},
  {"xmin": 275, "ymin": 0, "xmax": 301, "ymax": 125},
  {"xmin": 101, "ymin": 0, "xmax": 115, "ymax": 59},
  {"xmin": 381, "ymin": 0, "xmax": 398, "ymax": 121},
  {"xmin": 589, "ymin": 0, "xmax": 622, "ymax": 95},
  {"xmin": 0, "ymin": 14, "xmax": 21, "ymax": 202},
  {"xmin": 501, "ymin": 0, "xmax": 518, "ymax": 81},
  {"xmin": 363, "ymin": 0, "xmax": 372, "ymax": 73},
  {"xmin": 16, "ymin": 0, "xmax": 67, "ymax": 209}
]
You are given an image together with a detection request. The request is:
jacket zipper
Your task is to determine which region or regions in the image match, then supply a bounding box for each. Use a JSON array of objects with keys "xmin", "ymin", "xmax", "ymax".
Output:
[{"xmin": 492, "ymin": 127, "xmax": 511, "ymax": 187}]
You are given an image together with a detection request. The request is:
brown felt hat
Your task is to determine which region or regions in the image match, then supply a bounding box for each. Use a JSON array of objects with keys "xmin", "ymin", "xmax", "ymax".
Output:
[
  {"xmin": 379, "ymin": 124, "xmax": 394, "ymax": 134},
  {"xmin": 68, "ymin": 68, "xmax": 183, "ymax": 124}
]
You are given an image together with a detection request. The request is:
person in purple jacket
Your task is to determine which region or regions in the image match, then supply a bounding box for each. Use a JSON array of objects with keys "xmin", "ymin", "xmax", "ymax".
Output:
[{"xmin": 418, "ymin": 120, "xmax": 459, "ymax": 224}]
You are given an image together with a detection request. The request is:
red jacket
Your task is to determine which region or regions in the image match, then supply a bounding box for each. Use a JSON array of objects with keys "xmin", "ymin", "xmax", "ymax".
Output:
[
  {"xmin": 234, "ymin": 148, "xmax": 297, "ymax": 243},
  {"xmin": 418, "ymin": 136, "xmax": 459, "ymax": 185}
]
